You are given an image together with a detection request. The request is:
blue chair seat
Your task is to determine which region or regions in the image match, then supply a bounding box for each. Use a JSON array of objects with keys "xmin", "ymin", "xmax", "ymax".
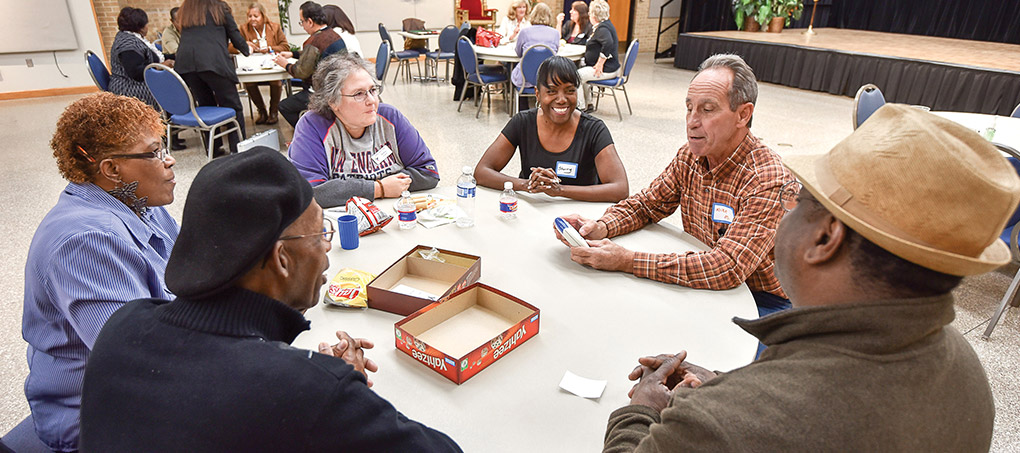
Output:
[
  {"xmin": 468, "ymin": 72, "xmax": 508, "ymax": 84},
  {"xmin": 426, "ymin": 51, "xmax": 455, "ymax": 59},
  {"xmin": 394, "ymin": 49, "xmax": 421, "ymax": 59},
  {"xmin": 170, "ymin": 106, "xmax": 237, "ymax": 127},
  {"xmin": 517, "ymin": 86, "xmax": 535, "ymax": 95},
  {"xmin": 589, "ymin": 77, "xmax": 622, "ymax": 87}
]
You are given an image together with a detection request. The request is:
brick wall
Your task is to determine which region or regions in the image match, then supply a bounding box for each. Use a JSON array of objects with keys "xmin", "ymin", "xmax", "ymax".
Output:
[
  {"xmin": 629, "ymin": 0, "xmax": 679, "ymax": 53},
  {"xmin": 93, "ymin": 0, "xmax": 282, "ymax": 58}
]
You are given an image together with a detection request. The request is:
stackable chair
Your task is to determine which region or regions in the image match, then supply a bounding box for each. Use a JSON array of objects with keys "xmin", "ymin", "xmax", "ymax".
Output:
[
  {"xmin": 457, "ymin": 36, "xmax": 508, "ymax": 118},
  {"xmin": 144, "ymin": 63, "xmax": 242, "ymax": 161},
  {"xmin": 375, "ymin": 41, "xmax": 391, "ymax": 101},
  {"xmin": 84, "ymin": 50, "xmax": 110, "ymax": 91},
  {"xmin": 425, "ymin": 25, "xmax": 459, "ymax": 84},
  {"xmin": 983, "ymin": 146, "xmax": 1020, "ymax": 339},
  {"xmin": 513, "ymin": 44, "xmax": 555, "ymax": 115},
  {"xmin": 379, "ymin": 23, "xmax": 422, "ymax": 84},
  {"xmin": 1012, "ymin": 102, "xmax": 1020, "ymax": 118},
  {"xmin": 853, "ymin": 84, "xmax": 886, "ymax": 129},
  {"xmin": 587, "ymin": 40, "xmax": 640, "ymax": 121}
]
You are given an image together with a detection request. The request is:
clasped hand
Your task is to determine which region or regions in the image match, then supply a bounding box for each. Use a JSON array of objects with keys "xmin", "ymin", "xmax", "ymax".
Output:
[
  {"xmin": 626, "ymin": 351, "xmax": 717, "ymax": 412},
  {"xmin": 525, "ymin": 167, "xmax": 561, "ymax": 195},
  {"xmin": 318, "ymin": 330, "xmax": 379, "ymax": 387}
]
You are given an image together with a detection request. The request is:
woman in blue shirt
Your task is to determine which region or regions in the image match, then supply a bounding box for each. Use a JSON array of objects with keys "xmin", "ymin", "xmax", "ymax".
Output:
[{"xmin": 22, "ymin": 92, "xmax": 180, "ymax": 452}]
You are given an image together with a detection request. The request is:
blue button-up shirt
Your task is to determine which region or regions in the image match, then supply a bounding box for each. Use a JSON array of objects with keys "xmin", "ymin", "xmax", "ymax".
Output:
[{"xmin": 22, "ymin": 182, "xmax": 179, "ymax": 451}]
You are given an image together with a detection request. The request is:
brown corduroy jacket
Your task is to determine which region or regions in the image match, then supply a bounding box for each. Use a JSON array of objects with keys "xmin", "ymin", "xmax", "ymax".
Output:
[
  {"xmin": 229, "ymin": 20, "xmax": 288, "ymax": 54},
  {"xmin": 604, "ymin": 294, "xmax": 994, "ymax": 452}
]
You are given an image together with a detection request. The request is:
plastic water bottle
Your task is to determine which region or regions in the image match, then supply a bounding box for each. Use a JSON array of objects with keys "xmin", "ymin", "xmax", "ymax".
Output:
[
  {"xmin": 456, "ymin": 166, "xmax": 476, "ymax": 228},
  {"xmin": 499, "ymin": 181, "xmax": 518, "ymax": 220},
  {"xmin": 396, "ymin": 190, "xmax": 417, "ymax": 229}
]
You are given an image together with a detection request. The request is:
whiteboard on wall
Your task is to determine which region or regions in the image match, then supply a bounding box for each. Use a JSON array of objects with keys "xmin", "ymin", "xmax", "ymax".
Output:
[
  {"xmin": 0, "ymin": 0, "xmax": 79, "ymax": 54},
  {"xmin": 289, "ymin": 0, "xmax": 454, "ymax": 35}
]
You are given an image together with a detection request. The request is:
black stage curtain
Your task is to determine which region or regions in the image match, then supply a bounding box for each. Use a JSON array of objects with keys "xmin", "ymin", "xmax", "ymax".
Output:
[
  {"xmin": 674, "ymin": 34, "xmax": 1020, "ymax": 116},
  {"xmin": 677, "ymin": 0, "xmax": 1019, "ymax": 43}
]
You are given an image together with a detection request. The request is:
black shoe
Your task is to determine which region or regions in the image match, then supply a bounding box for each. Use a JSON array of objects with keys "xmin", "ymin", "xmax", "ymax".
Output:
[
  {"xmin": 170, "ymin": 139, "xmax": 186, "ymax": 151},
  {"xmin": 583, "ymin": 104, "xmax": 596, "ymax": 114}
]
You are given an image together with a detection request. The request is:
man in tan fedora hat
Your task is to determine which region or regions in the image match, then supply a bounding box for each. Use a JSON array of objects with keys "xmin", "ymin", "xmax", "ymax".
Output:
[{"xmin": 603, "ymin": 104, "xmax": 1015, "ymax": 452}]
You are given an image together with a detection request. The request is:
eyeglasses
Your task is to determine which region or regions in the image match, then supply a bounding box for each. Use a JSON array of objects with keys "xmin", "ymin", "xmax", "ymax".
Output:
[
  {"xmin": 780, "ymin": 180, "xmax": 803, "ymax": 212},
  {"xmin": 279, "ymin": 217, "xmax": 335, "ymax": 242},
  {"xmin": 107, "ymin": 146, "xmax": 171, "ymax": 162},
  {"xmin": 340, "ymin": 86, "xmax": 381, "ymax": 103}
]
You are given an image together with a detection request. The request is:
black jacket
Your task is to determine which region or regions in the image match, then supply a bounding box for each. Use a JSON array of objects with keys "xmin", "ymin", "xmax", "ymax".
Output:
[
  {"xmin": 585, "ymin": 20, "xmax": 620, "ymax": 73},
  {"xmin": 175, "ymin": 6, "xmax": 249, "ymax": 81},
  {"xmin": 80, "ymin": 287, "xmax": 461, "ymax": 452}
]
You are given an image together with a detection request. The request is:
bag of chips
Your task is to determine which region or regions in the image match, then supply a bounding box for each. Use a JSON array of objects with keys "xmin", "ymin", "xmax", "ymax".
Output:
[
  {"xmin": 324, "ymin": 268, "xmax": 376, "ymax": 308},
  {"xmin": 346, "ymin": 196, "xmax": 392, "ymax": 236}
]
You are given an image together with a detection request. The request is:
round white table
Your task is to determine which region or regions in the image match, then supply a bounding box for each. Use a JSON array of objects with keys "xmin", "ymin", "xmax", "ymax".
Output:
[
  {"xmin": 472, "ymin": 43, "xmax": 586, "ymax": 63},
  {"xmin": 294, "ymin": 186, "xmax": 758, "ymax": 453},
  {"xmin": 932, "ymin": 111, "xmax": 1020, "ymax": 154},
  {"xmin": 234, "ymin": 53, "xmax": 292, "ymax": 84}
]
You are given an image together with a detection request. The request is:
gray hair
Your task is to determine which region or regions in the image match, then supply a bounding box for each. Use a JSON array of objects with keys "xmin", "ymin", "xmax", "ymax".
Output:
[
  {"xmin": 308, "ymin": 53, "xmax": 376, "ymax": 121},
  {"xmin": 589, "ymin": 0, "xmax": 610, "ymax": 22},
  {"xmin": 696, "ymin": 53, "xmax": 758, "ymax": 127}
]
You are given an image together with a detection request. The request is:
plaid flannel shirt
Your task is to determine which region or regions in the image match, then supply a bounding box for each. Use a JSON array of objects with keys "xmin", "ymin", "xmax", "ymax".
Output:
[{"xmin": 600, "ymin": 133, "xmax": 792, "ymax": 297}]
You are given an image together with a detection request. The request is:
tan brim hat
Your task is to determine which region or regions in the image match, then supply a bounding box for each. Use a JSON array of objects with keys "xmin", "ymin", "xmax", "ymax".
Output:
[{"xmin": 783, "ymin": 104, "xmax": 1020, "ymax": 276}]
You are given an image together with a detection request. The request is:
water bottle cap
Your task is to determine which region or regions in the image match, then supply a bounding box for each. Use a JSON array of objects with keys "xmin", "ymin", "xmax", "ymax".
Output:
[
  {"xmin": 401, "ymin": 190, "xmax": 411, "ymax": 197},
  {"xmin": 504, "ymin": 181, "xmax": 513, "ymax": 189},
  {"xmin": 462, "ymin": 165, "xmax": 473, "ymax": 174}
]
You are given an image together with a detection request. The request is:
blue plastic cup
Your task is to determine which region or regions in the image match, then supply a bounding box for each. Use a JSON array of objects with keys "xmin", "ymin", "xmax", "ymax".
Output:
[{"xmin": 338, "ymin": 215, "xmax": 359, "ymax": 250}]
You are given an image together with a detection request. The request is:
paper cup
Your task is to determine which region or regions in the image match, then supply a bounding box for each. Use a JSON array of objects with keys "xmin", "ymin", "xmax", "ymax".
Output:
[{"xmin": 338, "ymin": 214, "xmax": 359, "ymax": 250}]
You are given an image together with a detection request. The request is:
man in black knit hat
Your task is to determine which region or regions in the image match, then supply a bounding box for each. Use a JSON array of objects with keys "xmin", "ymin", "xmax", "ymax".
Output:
[{"xmin": 79, "ymin": 147, "xmax": 461, "ymax": 451}]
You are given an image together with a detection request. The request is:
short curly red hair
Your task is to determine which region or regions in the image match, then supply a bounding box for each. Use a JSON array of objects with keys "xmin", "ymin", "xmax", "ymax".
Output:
[{"xmin": 50, "ymin": 92, "xmax": 164, "ymax": 184}]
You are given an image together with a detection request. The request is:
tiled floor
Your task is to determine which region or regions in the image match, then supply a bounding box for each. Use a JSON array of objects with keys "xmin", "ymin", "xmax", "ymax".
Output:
[{"xmin": 1, "ymin": 54, "xmax": 1016, "ymax": 450}]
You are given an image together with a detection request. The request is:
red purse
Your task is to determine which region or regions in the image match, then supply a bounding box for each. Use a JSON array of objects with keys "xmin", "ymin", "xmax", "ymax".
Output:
[{"xmin": 475, "ymin": 28, "xmax": 502, "ymax": 47}]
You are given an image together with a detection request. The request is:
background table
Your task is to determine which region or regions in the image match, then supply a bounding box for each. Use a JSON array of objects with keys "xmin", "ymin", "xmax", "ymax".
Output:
[
  {"xmin": 932, "ymin": 111, "xmax": 1020, "ymax": 153},
  {"xmin": 473, "ymin": 43, "xmax": 586, "ymax": 63},
  {"xmin": 293, "ymin": 186, "xmax": 758, "ymax": 452},
  {"xmin": 234, "ymin": 53, "xmax": 291, "ymax": 84}
]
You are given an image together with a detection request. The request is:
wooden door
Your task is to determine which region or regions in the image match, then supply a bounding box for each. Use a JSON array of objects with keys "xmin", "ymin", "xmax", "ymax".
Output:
[{"xmin": 605, "ymin": 0, "xmax": 630, "ymax": 43}]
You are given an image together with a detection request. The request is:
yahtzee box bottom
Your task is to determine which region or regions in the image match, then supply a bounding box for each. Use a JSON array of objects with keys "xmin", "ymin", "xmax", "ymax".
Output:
[{"xmin": 394, "ymin": 283, "xmax": 540, "ymax": 384}]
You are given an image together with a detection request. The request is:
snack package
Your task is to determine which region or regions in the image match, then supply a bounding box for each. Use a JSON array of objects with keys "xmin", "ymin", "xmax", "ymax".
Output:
[
  {"xmin": 346, "ymin": 196, "xmax": 392, "ymax": 236},
  {"xmin": 324, "ymin": 268, "xmax": 376, "ymax": 308}
]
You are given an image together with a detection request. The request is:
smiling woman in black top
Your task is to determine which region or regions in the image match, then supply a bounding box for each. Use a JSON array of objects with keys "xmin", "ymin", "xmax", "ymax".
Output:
[{"xmin": 474, "ymin": 57, "xmax": 628, "ymax": 202}]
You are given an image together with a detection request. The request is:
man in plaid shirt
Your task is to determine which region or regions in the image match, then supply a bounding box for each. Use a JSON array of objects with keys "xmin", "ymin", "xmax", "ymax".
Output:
[{"xmin": 556, "ymin": 54, "xmax": 794, "ymax": 318}]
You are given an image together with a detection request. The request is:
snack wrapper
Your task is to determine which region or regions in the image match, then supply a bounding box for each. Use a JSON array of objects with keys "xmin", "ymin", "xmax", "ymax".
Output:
[
  {"xmin": 347, "ymin": 196, "xmax": 392, "ymax": 236},
  {"xmin": 324, "ymin": 268, "xmax": 376, "ymax": 308}
]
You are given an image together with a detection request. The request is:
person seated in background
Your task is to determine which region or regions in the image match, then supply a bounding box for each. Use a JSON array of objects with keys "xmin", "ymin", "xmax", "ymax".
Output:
[
  {"xmin": 555, "ymin": 54, "xmax": 794, "ymax": 321},
  {"xmin": 324, "ymin": 4, "xmax": 363, "ymax": 57},
  {"xmin": 603, "ymin": 105, "xmax": 1005, "ymax": 452},
  {"xmin": 80, "ymin": 148, "xmax": 462, "ymax": 452},
  {"xmin": 109, "ymin": 6, "xmax": 167, "ymax": 109},
  {"xmin": 476, "ymin": 56, "xmax": 627, "ymax": 202},
  {"xmin": 23, "ymin": 92, "xmax": 179, "ymax": 453},
  {"xmin": 289, "ymin": 53, "xmax": 439, "ymax": 208},
  {"xmin": 577, "ymin": 0, "xmax": 620, "ymax": 112},
  {"xmin": 557, "ymin": 1, "xmax": 593, "ymax": 45},
  {"xmin": 160, "ymin": 7, "xmax": 181, "ymax": 59},
  {"xmin": 275, "ymin": 1, "xmax": 342, "ymax": 127},
  {"xmin": 498, "ymin": 0, "xmax": 531, "ymax": 42},
  {"xmin": 230, "ymin": 2, "xmax": 289, "ymax": 125},
  {"xmin": 512, "ymin": 2, "xmax": 559, "ymax": 110}
]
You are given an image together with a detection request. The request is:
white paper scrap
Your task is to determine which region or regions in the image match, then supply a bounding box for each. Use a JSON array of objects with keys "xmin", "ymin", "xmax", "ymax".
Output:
[
  {"xmin": 390, "ymin": 284, "xmax": 440, "ymax": 301},
  {"xmin": 559, "ymin": 370, "xmax": 606, "ymax": 399}
]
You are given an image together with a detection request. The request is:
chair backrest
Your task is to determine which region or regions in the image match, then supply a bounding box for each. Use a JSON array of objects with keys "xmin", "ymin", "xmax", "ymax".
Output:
[
  {"xmin": 457, "ymin": 0, "xmax": 486, "ymax": 19},
  {"xmin": 376, "ymin": 41, "xmax": 391, "ymax": 81},
  {"xmin": 1012, "ymin": 102, "xmax": 1020, "ymax": 118},
  {"xmin": 84, "ymin": 50, "xmax": 110, "ymax": 91},
  {"xmin": 378, "ymin": 23, "xmax": 392, "ymax": 45},
  {"xmin": 144, "ymin": 63, "xmax": 198, "ymax": 119},
  {"xmin": 403, "ymin": 17, "xmax": 426, "ymax": 32},
  {"xmin": 457, "ymin": 36, "xmax": 479, "ymax": 76},
  {"xmin": 622, "ymin": 40, "xmax": 640, "ymax": 80},
  {"xmin": 853, "ymin": 83, "xmax": 886, "ymax": 129},
  {"xmin": 322, "ymin": 39, "xmax": 347, "ymax": 59},
  {"xmin": 520, "ymin": 44, "xmax": 555, "ymax": 87},
  {"xmin": 439, "ymin": 25, "xmax": 459, "ymax": 53}
]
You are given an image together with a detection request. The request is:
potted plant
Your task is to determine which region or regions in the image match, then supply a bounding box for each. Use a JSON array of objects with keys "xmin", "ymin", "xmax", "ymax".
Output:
[
  {"xmin": 764, "ymin": 0, "xmax": 804, "ymax": 32},
  {"xmin": 732, "ymin": 0, "xmax": 766, "ymax": 32}
]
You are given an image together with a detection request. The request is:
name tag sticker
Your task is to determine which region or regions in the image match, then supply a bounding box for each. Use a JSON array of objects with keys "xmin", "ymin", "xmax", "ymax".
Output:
[
  {"xmin": 371, "ymin": 145, "xmax": 394, "ymax": 164},
  {"xmin": 712, "ymin": 203, "xmax": 734, "ymax": 224},
  {"xmin": 555, "ymin": 161, "xmax": 578, "ymax": 179}
]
